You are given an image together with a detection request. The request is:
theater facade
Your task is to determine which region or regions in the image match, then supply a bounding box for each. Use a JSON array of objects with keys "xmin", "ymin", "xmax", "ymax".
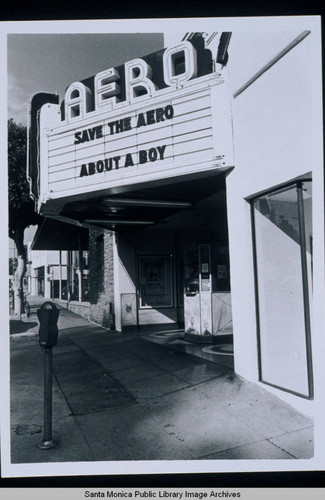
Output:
[{"xmin": 28, "ymin": 27, "xmax": 323, "ymax": 415}]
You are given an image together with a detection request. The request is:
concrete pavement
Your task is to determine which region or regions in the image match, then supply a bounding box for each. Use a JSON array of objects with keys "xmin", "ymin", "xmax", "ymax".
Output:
[{"xmin": 10, "ymin": 298, "xmax": 314, "ymax": 463}]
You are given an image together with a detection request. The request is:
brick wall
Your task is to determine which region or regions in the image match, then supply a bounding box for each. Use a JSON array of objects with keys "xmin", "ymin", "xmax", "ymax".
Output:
[{"xmin": 88, "ymin": 229, "xmax": 115, "ymax": 329}]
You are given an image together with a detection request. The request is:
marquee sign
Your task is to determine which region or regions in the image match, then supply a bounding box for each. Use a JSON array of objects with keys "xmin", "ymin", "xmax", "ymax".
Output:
[
  {"xmin": 76, "ymin": 104, "xmax": 174, "ymax": 178},
  {"xmin": 31, "ymin": 35, "xmax": 234, "ymax": 212}
]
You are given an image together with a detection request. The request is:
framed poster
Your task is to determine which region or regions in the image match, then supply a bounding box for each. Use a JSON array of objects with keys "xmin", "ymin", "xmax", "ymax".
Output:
[{"xmin": 138, "ymin": 255, "xmax": 173, "ymax": 308}]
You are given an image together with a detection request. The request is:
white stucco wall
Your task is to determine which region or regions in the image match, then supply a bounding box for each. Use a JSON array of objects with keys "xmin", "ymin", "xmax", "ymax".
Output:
[{"xmin": 226, "ymin": 29, "xmax": 323, "ymax": 414}]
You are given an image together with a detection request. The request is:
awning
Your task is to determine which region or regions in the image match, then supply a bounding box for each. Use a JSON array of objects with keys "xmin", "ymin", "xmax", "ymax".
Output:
[
  {"xmin": 32, "ymin": 169, "xmax": 231, "ymax": 240},
  {"xmin": 53, "ymin": 169, "xmax": 231, "ymax": 232},
  {"xmin": 31, "ymin": 218, "xmax": 89, "ymax": 251}
]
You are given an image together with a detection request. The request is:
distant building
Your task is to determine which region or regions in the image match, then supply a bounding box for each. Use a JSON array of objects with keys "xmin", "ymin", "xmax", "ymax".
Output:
[{"xmin": 28, "ymin": 243, "xmax": 89, "ymax": 306}]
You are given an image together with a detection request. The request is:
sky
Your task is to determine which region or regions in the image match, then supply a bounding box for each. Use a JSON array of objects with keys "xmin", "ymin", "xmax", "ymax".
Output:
[{"xmin": 7, "ymin": 33, "xmax": 164, "ymax": 125}]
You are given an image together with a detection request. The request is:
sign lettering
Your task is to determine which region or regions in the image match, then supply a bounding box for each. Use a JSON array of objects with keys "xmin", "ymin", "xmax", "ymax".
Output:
[
  {"xmin": 74, "ymin": 125, "xmax": 103, "ymax": 144},
  {"xmin": 73, "ymin": 106, "xmax": 174, "ymax": 143},
  {"xmin": 72, "ymin": 105, "xmax": 174, "ymax": 179},
  {"xmin": 65, "ymin": 42, "xmax": 197, "ymax": 123},
  {"xmin": 79, "ymin": 145, "xmax": 167, "ymax": 177}
]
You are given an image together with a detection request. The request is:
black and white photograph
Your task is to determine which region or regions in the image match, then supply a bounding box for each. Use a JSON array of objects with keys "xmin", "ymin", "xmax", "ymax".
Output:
[{"xmin": 1, "ymin": 16, "xmax": 324, "ymax": 480}]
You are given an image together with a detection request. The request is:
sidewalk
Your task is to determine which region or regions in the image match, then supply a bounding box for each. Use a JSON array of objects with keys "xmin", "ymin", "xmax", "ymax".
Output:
[{"xmin": 10, "ymin": 302, "xmax": 314, "ymax": 463}]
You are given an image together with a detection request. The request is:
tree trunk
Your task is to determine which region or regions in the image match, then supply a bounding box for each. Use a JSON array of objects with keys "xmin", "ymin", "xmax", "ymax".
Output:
[{"xmin": 13, "ymin": 227, "xmax": 26, "ymax": 320}]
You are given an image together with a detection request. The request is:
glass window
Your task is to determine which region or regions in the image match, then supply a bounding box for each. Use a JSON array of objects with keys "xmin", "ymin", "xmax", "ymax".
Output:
[
  {"xmin": 68, "ymin": 249, "xmax": 90, "ymax": 302},
  {"xmin": 252, "ymin": 182, "xmax": 313, "ymax": 398},
  {"xmin": 70, "ymin": 251, "xmax": 80, "ymax": 301},
  {"xmin": 184, "ymin": 244, "xmax": 199, "ymax": 296},
  {"xmin": 139, "ymin": 256, "xmax": 173, "ymax": 308},
  {"xmin": 82, "ymin": 250, "xmax": 89, "ymax": 301},
  {"xmin": 211, "ymin": 244, "xmax": 230, "ymax": 292}
]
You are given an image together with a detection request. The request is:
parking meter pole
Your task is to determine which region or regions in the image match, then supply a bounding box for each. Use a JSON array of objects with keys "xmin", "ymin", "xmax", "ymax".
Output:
[
  {"xmin": 37, "ymin": 301, "xmax": 60, "ymax": 450},
  {"xmin": 44, "ymin": 347, "xmax": 53, "ymax": 441},
  {"xmin": 38, "ymin": 347, "xmax": 58, "ymax": 449}
]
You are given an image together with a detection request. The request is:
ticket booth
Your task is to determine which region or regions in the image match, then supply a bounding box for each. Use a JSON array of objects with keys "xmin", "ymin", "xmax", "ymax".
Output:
[{"xmin": 183, "ymin": 242, "xmax": 232, "ymax": 342}]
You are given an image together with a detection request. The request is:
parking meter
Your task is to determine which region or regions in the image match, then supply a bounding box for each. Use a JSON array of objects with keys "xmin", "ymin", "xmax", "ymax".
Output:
[
  {"xmin": 37, "ymin": 301, "xmax": 60, "ymax": 347},
  {"xmin": 37, "ymin": 301, "xmax": 60, "ymax": 450}
]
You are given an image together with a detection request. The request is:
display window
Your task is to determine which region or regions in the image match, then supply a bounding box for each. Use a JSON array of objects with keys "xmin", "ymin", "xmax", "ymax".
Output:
[
  {"xmin": 68, "ymin": 249, "xmax": 90, "ymax": 302},
  {"xmin": 81, "ymin": 250, "xmax": 89, "ymax": 301},
  {"xmin": 251, "ymin": 180, "xmax": 313, "ymax": 398}
]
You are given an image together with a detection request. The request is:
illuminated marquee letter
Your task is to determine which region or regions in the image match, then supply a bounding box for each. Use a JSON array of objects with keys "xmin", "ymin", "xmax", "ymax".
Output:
[
  {"xmin": 125, "ymin": 58, "xmax": 157, "ymax": 102},
  {"xmin": 65, "ymin": 82, "xmax": 92, "ymax": 122},
  {"xmin": 95, "ymin": 68, "xmax": 120, "ymax": 110},
  {"xmin": 163, "ymin": 42, "xmax": 197, "ymax": 87}
]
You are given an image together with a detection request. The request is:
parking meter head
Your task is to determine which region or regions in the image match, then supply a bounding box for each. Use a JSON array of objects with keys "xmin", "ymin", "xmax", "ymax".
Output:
[{"xmin": 37, "ymin": 301, "xmax": 60, "ymax": 347}]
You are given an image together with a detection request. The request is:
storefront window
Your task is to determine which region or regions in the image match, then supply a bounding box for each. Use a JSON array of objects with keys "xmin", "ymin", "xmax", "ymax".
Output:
[
  {"xmin": 251, "ymin": 181, "xmax": 313, "ymax": 398},
  {"xmin": 70, "ymin": 251, "xmax": 80, "ymax": 301},
  {"xmin": 68, "ymin": 249, "xmax": 90, "ymax": 302},
  {"xmin": 37, "ymin": 266, "xmax": 45, "ymax": 296},
  {"xmin": 82, "ymin": 250, "xmax": 89, "ymax": 301},
  {"xmin": 139, "ymin": 256, "xmax": 173, "ymax": 308}
]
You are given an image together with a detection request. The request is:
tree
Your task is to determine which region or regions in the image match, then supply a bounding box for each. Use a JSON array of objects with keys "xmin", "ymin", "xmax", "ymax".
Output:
[{"xmin": 8, "ymin": 119, "xmax": 42, "ymax": 318}]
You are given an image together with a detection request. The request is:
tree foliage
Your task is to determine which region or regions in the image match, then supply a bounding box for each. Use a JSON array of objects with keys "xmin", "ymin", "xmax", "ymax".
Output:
[
  {"xmin": 8, "ymin": 118, "xmax": 43, "ymax": 316},
  {"xmin": 8, "ymin": 118, "xmax": 41, "ymax": 241}
]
